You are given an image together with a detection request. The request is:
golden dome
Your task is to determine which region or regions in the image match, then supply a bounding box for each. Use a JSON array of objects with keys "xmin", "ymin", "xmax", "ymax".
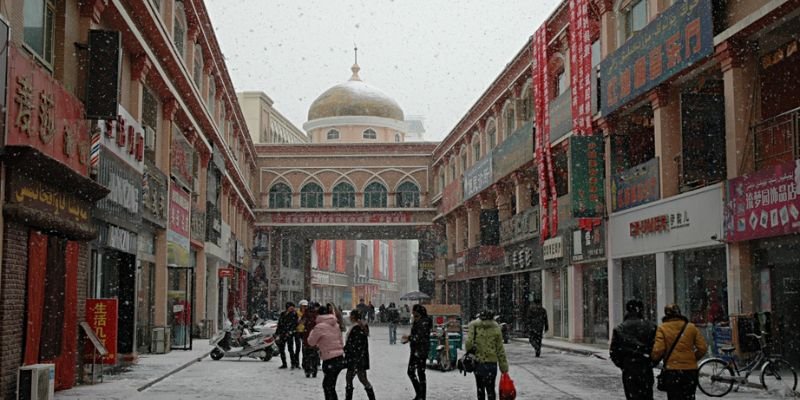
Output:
[{"xmin": 308, "ymin": 65, "xmax": 404, "ymax": 121}]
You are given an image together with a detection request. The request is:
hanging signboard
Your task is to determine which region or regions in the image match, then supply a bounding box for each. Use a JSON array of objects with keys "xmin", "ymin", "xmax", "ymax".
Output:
[
  {"xmin": 168, "ymin": 185, "xmax": 191, "ymax": 267},
  {"xmin": 600, "ymin": 0, "xmax": 714, "ymax": 115},
  {"xmin": 611, "ymin": 158, "xmax": 660, "ymax": 212},
  {"xmin": 440, "ymin": 179, "xmax": 462, "ymax": 215},
  {"xmin": 85, "ymin": 299, "xmax": 118, "ymax": 365},
  {"xmin": 571, "ymin": 136, "xmax": 605, "ymax": 217},
  {"xmin": 170, "ymin": 127, "xmax": 194, "ymax": 189},
  {"xmin": 95, "ymin": 105, "xmax": 145, "ymax": 172},
  {"xmin": 95, "ymin": 147, "xmax": 142, "ymax": 231},
  {"xmin": 492, "ymin": 121, "xmax": 534, "ymax": 181},
  {"xmin": 542, "ymin": 236, "xmax": 564, "ymax": 260},
  {"xmin": 572, "ymin": 221, "xmax": 605, "ymax": 263},
  {"xmin": 463, "ymin": 153, "xmax": 492, "ymax": 200},
  {"xmin": 724, "ymin": 159, "xmax": 800, "ymax": 242},
  {"xmin": 142, "ymin": 160, "xmax": 168, "ymax": 228}
]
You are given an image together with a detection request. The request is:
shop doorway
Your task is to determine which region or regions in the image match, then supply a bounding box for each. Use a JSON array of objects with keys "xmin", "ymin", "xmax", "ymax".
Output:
[
  {"xmin": 168, "ymin": 266, "xmax": 194, "ymax": 350},
  {"xmin": 93, "ymin": 250, "xmax": 137, "ymax": 355},
  {"xmin": 622, "ymin": 255, "xmax": 657, "ymax": 322},
  {"xmin": 499, "ymin": 274, "xmax": 514, "ymax": 326},
  {"xmin": 551, "ymin": 269, "xmax": 569, "ymax": 338},
  {"xmin": 136, "ymin": 261, "xmax": 155, "ymax": 353},
  {"xmin": 583, "ymin": 264, "xmax": 609, "ymax": 344},
  {"xmin": 773, "ymin": 264, "xmax": 800, "ymax": 368}
]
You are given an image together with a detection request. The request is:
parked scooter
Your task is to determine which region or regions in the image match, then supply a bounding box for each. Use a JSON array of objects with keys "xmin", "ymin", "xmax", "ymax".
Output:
[{"xmin": 209, "ymin": 316, "xmax": 277, "ymax": 361}]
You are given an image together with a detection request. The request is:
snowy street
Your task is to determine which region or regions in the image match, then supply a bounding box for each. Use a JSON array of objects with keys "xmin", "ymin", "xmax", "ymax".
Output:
[{"xmin": 57, "ymin": 326, "xmax": 792, "ymax": 400}]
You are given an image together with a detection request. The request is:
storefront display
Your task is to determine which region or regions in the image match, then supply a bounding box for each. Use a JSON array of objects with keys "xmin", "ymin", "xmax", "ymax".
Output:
[
  {"xmin": 622, "ymin": 255, "xmax": 657, "ymax": 321},
  {"xmin": 582, "ymin": 264, "xmax": 608, "ymax": 344}
]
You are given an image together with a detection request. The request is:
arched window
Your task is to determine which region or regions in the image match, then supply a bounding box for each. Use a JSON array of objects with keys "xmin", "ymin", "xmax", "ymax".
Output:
[
  {"xmin": 269, "ymin": 183, "xmax": 292, "ymax": 208},
  {"xmin": 555, "ymin": 67, "xmax": 568, "ymax": 96},
  {"xmin": 363, "ymin": 182, "xmax": 387, "ymax": 208},
  {"xmin": 173, "ymin": 2, "xmax": 186, "ymax": 57},
  {"xmin": 472, "ymin": 133, "xmax": 481, "ymax": 163},
  {"xmin": 521, "ymin": 84, "xmax": 534, "ymax": 122},
  {"xmin": 460, "ymin": 146, "xmax": 468, "ymax": 171},
  {"xmin": 327, "ymin": 129, "xmax": 340, "ymax": 140},
  {"xmin": 396, "ymin": 182, "xmax": 420, "ymax": 208},
  {"xmin": 208, "ymin": 75, "xmax": 216, "ymax": 116},
  {"xmin": 621, "ymin": 0, "xmax": 647, "ymax": 41},
  {"xmin": 504, "ymin": 102, "xmax": 516, "ymax": 134},
  {"xmin": 487, "ymin": 120, "xmax": 497, "ymax": 150},
  {"xmin": 395, "ymin": 134, "xmax": 401, "ymax": 142},
  {"xmin": 332, "ymin": 182, "xmax": 355, "ymax": 208},
  {"xmin": 193, "ymin": 43, "xmax": 203, "ymax": 88},
  {"xmin": 300, "ymin": 182, "xmax": 324, "ymax": 208},
  {"xmin": 363, "ymin": 129, "xmax": 377, "ymax": 139}
]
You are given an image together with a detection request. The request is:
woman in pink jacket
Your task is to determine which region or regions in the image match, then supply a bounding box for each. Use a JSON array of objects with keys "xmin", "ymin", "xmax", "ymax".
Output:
[{"xmin": 308, "ymin": 305, "xmax": 346, "ymax": 400}]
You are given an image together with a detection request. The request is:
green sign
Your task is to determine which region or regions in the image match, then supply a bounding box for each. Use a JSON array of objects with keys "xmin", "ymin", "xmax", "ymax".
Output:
[{"xmin": 571, "ymin": 136, "xmax": 605, "ymax": 217}]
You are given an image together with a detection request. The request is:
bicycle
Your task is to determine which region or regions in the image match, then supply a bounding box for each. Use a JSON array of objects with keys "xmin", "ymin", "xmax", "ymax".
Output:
[{"xmin": 697, "ymin": 332, "xmax": 798, "ymax": 397}]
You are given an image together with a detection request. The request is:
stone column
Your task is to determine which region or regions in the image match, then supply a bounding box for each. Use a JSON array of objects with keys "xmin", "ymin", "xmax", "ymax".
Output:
[
  {"xmin": 597, "ymin": 0, "xmax": 616, "ymax": 59},
  {"xmin": 194, "ymin": 151, "xmax": 210, "ymax": 330},
  {"xmin": 655, "ymin": 252, "xmax": 675, "ymax": 321},
  {"xmin": 651, "ymin": 86, "xmax": 681, "ymax": 198},
  {"xmin": 513, "ymin": 172, "xmax": 531, "ymax": 213},
  {"xmin": 542, "ymin": 270, "xmax": 555, "ymax": 339},
  {"xmin": 719, "ymin": 40, "xmax": 758, "ymax": 314},
  {"xmin": 454, "ymin": 209, "xmax": 466, "ymax": 253},
  {"xmin": 607, "ymin": 258, "xmax": 624, "ymax": 332},
  {"xmin": 445, "ymin": 217, "xmax": 456, "ymax": 259},
  {"xmin": 568, "ymin": 265, "xmax": 582, "ymax": 342},
  {"xmin": 154, "ymin": 99, "xmax": 178, "ymax": 329},
  {"xmin": 494, "ymin": 183, "xmax": 512, "ymax": 222},
  {"xmin": 466, "ymin": 200, "xmax": 480, "ymax": 249}
]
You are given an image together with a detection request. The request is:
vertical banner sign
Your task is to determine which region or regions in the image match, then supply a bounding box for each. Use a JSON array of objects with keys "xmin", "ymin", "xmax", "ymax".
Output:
[
  {"xmin": 85, "ymin": 299, "xmax": 118, "ymax": 365},
  {"xmin": 533, "ymin": 27, "xmax": 558, "ymax": 240},
  {"xmin": 168, "ymin": 185, "xmax": 191, "ymax": 267},
  {"xmin": 571, "ymin": 136, "xmax": 606, "ymax": 217},
  {"xmin": 569, "ymin": 0, "xmax": 593, "ymax": 135}
]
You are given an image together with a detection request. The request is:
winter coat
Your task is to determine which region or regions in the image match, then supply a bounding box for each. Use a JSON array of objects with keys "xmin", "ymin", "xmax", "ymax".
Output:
[
  {"xmin": 276, "ymin": 310, "xmax": 298, "ymax": 338},
  {"xmin": 651, "ymin": 316, "xmax": 707, "ymax": 370},
  {"xmin": 465, "ymin": 319, "xmax": 509, "ymax": 373},
  {"xmin": 308, "ymin": 314, "xmax": 345, "ymax": 361},
  {"xmin": 301, "ymin": 308, "xmax": 319, "ymax": 346},
  {"xmin": 386, "ymin": 306, "xmax": 400, "ymax": 324},
  {"xmin": 526, "ymin": 305, "xmax": 548, "ymax": 334},
  {"xmin": 296, "ymin": 309, "xmax": 306, "ymax": 334},
  {"xmin": 409, "ymin": 315, "xmax": 432, "ymax": 359},
  {"xmin": 357, "ymin": 303, "xmax": 369, "ymax": 318},
  {"xmin": 344, "ymin": 323, "xmax": 370, "ymax": 370},
  {"xmin": 609, "ymin": 313, "xmax": 657, "ymax": 371}
]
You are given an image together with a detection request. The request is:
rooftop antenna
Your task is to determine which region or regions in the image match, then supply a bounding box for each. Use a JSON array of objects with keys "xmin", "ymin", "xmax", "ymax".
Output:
[{"xmin": 350, "ymin": 43, "xmax": 361, "ymax": 81}]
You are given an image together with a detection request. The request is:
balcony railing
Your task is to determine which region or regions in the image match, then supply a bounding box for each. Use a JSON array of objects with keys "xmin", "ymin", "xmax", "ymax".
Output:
[{"xmin": 753, "ymin": 107, "xmax": 800, "ymax": 170}]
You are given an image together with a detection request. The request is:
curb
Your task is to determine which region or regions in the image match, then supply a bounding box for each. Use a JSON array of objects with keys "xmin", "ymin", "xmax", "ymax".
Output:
[
  {"xmin": 136, "ymin": 350, "xmax": 211, "ymax": 392},
  {"xmin": 511, "ymin": 337, "xmax": 605, "ymax": 357}
]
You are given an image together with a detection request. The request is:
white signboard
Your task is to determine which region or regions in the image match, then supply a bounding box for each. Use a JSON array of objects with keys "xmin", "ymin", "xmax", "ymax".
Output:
[
  {"xmin": 542, "ymin": 236, "xmax": 564, "ymax": 260},
  {"xmin": 608, "ymin": 183, "xmax": 723, "ymax": 258},
  {"xmin": 97, "ymin": 105, "xmax": 145, "ymax": 173}
]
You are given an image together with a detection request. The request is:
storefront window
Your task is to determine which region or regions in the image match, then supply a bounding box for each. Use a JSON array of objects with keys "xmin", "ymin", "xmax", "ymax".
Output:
[
  {"xmin": 583, "ymin": 264, "xmax": 609, "ymax": 344},
  {"xmin": 622, "ymin": 255, "xmax": 657, "ymax": 321},
  {"xmin": 673, "ymin": 248, "xmax": 728, "ymax": 325}
]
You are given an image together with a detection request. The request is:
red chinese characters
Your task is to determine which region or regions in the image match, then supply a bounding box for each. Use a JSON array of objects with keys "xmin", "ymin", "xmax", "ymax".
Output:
[{"xmin": 85, "ymin": 299, "xmax": 118, "ymax": 365}]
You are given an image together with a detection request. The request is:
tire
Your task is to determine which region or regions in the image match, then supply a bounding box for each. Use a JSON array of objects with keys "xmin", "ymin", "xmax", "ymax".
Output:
[
  {"xmin": 698, "ymin": 358, "xmax": 735, "ymax": 397},
  {"xmin": 210, "ymin": 348, "xmax": 224, "ymax": 361},
  {"xmin": 761, "ymin": 358, "xmax": 798, "ymax": 393},
  {"xmin": 260, "ymin": 352, "xmax": 273, "ymax": 362}
]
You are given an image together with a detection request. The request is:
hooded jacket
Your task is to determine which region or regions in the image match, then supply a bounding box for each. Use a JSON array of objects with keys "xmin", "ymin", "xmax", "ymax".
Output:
[
  {"xmin": 308, "ymin": 314, "xmax": 345, "ymax": 361},
  {"xmin": 651, "ymin": 316, "xmax": 707, "ymax": 370},
  {"xmin": 526, "ymin": 305, "xmax": 548, "ymax": 334},
  {"xmin": 465, "ymin": 319, "xmax": 509, "ymax": 373}
]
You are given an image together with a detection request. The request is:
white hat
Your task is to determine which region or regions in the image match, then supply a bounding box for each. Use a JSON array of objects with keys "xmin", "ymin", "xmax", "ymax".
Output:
[{"xmin": 299, "ymin": 300, "xmax": 309, "ymax": 306}]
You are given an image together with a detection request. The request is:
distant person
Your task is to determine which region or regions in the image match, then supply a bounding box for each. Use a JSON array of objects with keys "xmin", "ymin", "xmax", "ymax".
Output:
[
  {"xmin": 379, "ymin": 304, "xmax": 387, "ymax": 323},
  {"xmin": 344, "ymin": 310, "xmax": 375, "ymax": 400},
  {"xmin": 387, "ymin": 302, "xmax": 400, "ymax": 344},
  {"xmin": 276, "ymin": 302, "xmax": 299, "ymax": 369},
  {"xmin": 651, "ymin": 304, "xmax": 708, "ymax": 400},
  {"xmin": 610, "ymin": 300, "xmax": 657, "ymax": 400},
  {"xmin": 296, "ymin": 300, "xmax": 309, "ymax": 368},
  {"xmin": 300, "ymin": 301, "xmax": 320, "ymax": 378},
  {"xmin": 465, "ymin": 310, "xmax": 509, "ymax": 400},
  {"xmin": 357, "ymin": 299, "xmax": 369, "ymax": 321},
  {"xmin": 525, "ymin": 299, "xmax": 548, "ymax": 357},
  {"xmin": 309, "ymin": 304, "xmax": 346, "ymax": 400},
  {"xmin": 402, "ymin": 304, "xmax": 432, "ymax": 400},
  {"xmin": 368, "ymin": 302, "xmax": 376, "ymax": 323}
]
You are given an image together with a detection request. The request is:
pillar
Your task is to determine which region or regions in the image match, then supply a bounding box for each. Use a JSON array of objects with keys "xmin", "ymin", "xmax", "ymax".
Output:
[
  {"xmin": 445, "ymin": 217, "xmax": 455, "ymax": 259},
  {"xmin": 651, "ymin": 86, "xmax": 682, "ymax": 198},
  {"xmin": 542, "ymin": 269, "xmax": 555, "ymax": 339},
  {"xmin": 154, "ymin": 100, "xmax": 178, "ymax": 328},
  {"xmin": 568, "ymin": 265, "xmax": 582, "ymax": 342},
  {"xmin": 454, "ymin": 210, "xmax": 466, "ymax": 253},
  {"xmin": 597, "ymin": 0, "xmax": 616, "ymax": 59},
  {"xmin": 608, "ymin": 258, "xmax": 623, "ymax": 333},
  {"xmin": 655, "ymin": 252, "xmax": 674, "ymax": 321},
  {"xmin": 513, "ymin": 172, "xmax": 532, "ymax": 213},
  {"xmin": 466, "ymin": 200, "xmax": 480, "ymax": 249},
  {"xmin": 194, "ymin": 152, "xmax": 210, "ymax": 330},
  {"xmin": 719, "ymin": 40, "xmax": 759, "ymax": 314},
  {"xmin": 494, "ymin": 184, "xmax": 512, "ymax": 222}
]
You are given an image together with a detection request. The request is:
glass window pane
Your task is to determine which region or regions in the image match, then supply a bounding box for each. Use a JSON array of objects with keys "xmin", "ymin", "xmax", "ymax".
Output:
[
  {"xmin": 24, "ymin": 0, "xmax": 45, "ymax": 56},
  {"xmin": 632, "ymin": 0, "xmax": 647, "ymax": 32}
]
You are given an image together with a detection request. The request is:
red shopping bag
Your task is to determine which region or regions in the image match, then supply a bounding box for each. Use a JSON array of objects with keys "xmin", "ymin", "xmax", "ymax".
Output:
[{"xmin": 499, "ymin": 372, "xmax": 517, "ymax": 400}]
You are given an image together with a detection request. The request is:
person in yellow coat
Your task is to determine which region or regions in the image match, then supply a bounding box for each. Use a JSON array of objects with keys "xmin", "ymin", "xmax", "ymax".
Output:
[{"xmin": 651, "ymin": 304, "xmax": 708, "ymax": 400}]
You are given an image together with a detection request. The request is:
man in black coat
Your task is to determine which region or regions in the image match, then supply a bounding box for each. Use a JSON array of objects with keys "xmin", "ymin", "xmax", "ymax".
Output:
[
  {"xmin": 526, "ymin": 299, "xmax": 548, "ymax": 357},
  {"xmin": 610, "ymin": 299, "xmax": 657, "ymax": 400},
  {"xmin": 276, "ymin": 302, "xmax": 299, "ymax": 369},
  {"xmin": 402, "ymin": 304, "xmax": 432, "ymax": 400},
  {"xmin": 344, "ymin": 309, "xmax": 375, "ymax": 400}
]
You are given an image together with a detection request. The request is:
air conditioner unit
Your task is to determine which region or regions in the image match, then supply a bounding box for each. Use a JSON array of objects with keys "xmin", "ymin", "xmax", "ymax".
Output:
[
  {"xmin": 144, "ymin": 126, "xmax": 156, "ymax": 150},
  {"xmin": 17, "ymin": 364, "xmax": 54, "ymax": 400},
  {"xmin": 151, "ymin": 327, "xmax": 166, "ymax": 354}
]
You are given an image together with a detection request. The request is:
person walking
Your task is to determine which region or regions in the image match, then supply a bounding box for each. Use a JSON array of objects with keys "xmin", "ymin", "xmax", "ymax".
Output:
[
  {"xmin": 402, "ymin": 304, "xmax": 432, "ymax": 400},
  {"xmin": 301, "ymin": 301, "xmax": 321, "ymax": 378},
  {"xmin": 387, "ymin": 302, "xmax": 400, "ymax": 344},
  {"xmin": 465, "ymin": 310, "xmax": 509, "ymax": 400},
  {"xmin": 328, "ymin": 302, "xmax": 347, "ymax": 334},
  {"xmin": 308, "ymin": 305, "xmax": 346, "ymax": 400},
  {"xmin": 610, "ymin": 300, "xmax": 657, "ymax": 400},
  {"xmin": 379, "ymin": 304, "xmax": 387, "ymax": 323},
  {"xmin": 651, "ymin": 304, "xmax": 708, "ymax": 400},
  {"xmin": 296, "ymin": 300, "xmax": 308, "ymax": 369},
  {"xmin": 344, "ymin": 310, "xmax": 376, "ymax": 400},
  {"xmin": 276, "ymin": 302, "xmax": 299, "ymax": 369},
  {"xmin": 357, "ymin": 299, "xmax": 369, "ymax": 320},
  {"xmin": 526, "ymin": 299, "xmax": 548, "ymax": 357}
]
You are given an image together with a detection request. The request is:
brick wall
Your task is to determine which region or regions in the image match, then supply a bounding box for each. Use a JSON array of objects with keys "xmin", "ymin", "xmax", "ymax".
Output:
[{"xmin": 0, "ymin": 222, "xmax": 28, "ymax": 400}]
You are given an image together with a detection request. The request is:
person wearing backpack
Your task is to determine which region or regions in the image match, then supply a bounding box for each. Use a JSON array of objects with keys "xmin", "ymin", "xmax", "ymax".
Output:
[
  {"xmin": 465, "ymin": 309, "xmax": 509, "ymax": 400},
  {"xmin": 651, "ymin": 304, "xmax": 708, "ymax": 400},
  {"xmin": 610, "ymin": 300, "xmax": 657, "ymax": 400}
]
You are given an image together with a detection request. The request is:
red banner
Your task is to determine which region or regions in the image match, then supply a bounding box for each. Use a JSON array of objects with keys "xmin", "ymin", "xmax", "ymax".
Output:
[
  {"xmin": 85, "ymin": 299, "xmax": 118, "ymax": 365},
  {"xmin": 533, "ymin": 27, "xmax": 558, "ymax": 240},
  {"xmin": 569, "ymin": 0, "xmax": 594, "ymax": 136},
  {"xmin": 724, "ymin": 159, "xmax": 800, "ymax": 241},
  {"xmin": 271, "ymin": 211, "xmax": 413, "ymax": 225},
  {"xmin": 6, "ymin": 46, "xmax": 90, "ymax": 175}
]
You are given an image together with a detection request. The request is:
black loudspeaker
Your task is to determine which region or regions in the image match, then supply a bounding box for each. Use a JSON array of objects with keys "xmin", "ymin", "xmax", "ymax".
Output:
[{"xmin": 86, "ymin": 30, "xmax": 121, "ymax": 120}]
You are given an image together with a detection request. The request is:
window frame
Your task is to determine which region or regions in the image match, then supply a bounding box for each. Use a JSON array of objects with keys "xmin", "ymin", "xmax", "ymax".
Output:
[
  {"xmin": 327, "ymin": 129, "xmax": 340, "ymax": 140},
  {"xmin": 23, "ymin": 0, "xmax": 56, "ymax": 69},
  {"xmin": 487, "ymin": 121, "xmax": 497, "ymax": 150},
  {"xmin": 623, "ymin": 0, "xmax": 648, "ymax": 40},
  {"xmin": 332, "ymin": 182, "xmax": 356, "ymax": 208},
  {"xmin": 363, "ymin": 128, "xmax": 377, "ymax": 140},
  {"xmin": 268, "ymin": 183, "xmax": 292, "ymax": 209},
  {"xmin": 396, "ymin": 182, "xmax": 420, "ymax": 208},
  {"xmin": 363, "ymin": 182, "xmax": 388, "ymax": 208},
  {"xmin": 300, "ymin": 182, "xmax": 324, "ymax": 208},
  {"xmin": 193, "ymin": 43, "xmax": 204, "ymax": 89}
]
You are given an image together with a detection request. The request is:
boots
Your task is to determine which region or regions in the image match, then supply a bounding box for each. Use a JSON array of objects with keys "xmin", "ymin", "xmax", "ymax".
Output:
[
  {"xmin": 365, "ymin": 386, "xmax": 376, "ymax": 400},
  {"xmin": 345, "ymin": 386, "xmax": 354, "ymax": 400}
]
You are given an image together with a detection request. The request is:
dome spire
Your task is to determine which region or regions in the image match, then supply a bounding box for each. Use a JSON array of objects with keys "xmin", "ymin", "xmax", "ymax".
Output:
[{"xmin": 350, "ymin": 44, "xmax": 361, "ymax": 81}]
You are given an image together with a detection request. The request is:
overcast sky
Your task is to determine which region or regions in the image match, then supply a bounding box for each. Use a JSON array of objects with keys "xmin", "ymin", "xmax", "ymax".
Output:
[{"xmin": 205, "ymin": 0, "xmax": 560, "ymax": 141}]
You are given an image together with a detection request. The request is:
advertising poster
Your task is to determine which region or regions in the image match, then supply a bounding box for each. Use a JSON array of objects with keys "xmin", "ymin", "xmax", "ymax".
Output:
[{"xmin": 85, "ymin": 299, "xmax": 118, "ymax": 365}]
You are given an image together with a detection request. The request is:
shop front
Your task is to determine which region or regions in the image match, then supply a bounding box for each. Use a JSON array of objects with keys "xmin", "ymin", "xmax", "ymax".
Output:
[
  {"xmin": 609, "ymin": 184, "xmax": 727, "ymax": 334},
  {"xmin": 571, "ymin": 220, "xmax": 608, "ymax": 344},
  {"xmin": 501, "ymin": 237, "xmax": 544, "ymax": 333},
  {"xmin": 543, "ymin": 235, "xmax": 569, "ymax": 339},
  {"xmin": 167, "ymin": 183, "xmax": 193, "ymax": 350},
  {"xmin": 0, "ymin": 45, "xmax": 108, "ymax": 393}
]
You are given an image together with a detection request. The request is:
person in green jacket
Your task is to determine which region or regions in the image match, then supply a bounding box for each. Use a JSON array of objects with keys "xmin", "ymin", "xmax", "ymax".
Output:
[{"xmin": 465, "ymin": 310, "xmax": 509, "ymax": 400}]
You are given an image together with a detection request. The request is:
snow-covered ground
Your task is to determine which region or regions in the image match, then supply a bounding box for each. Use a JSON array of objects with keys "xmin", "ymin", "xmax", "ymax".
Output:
[{"xmin": 57, "ymin": 327, "xmax": 794, "ymax": 399}]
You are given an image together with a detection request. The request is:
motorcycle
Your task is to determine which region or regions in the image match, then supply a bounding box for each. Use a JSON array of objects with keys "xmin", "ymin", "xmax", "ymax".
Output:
[{"xmin": 209, "ymin": 315, "xmax": 277, "ymax": 361}]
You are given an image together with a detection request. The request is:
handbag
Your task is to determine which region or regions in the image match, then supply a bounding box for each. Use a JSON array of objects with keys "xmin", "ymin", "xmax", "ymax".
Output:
[
  {"xmin": 656, "ymin": 321, "xmax": 689, "ymax": 392},
  {"xmin": 457, "ymin": 325, "xmax": 479, "ymax": 375},
  {"xmin": 499, "ymin": 372, "xmax": 517, "ymax": 400}
]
